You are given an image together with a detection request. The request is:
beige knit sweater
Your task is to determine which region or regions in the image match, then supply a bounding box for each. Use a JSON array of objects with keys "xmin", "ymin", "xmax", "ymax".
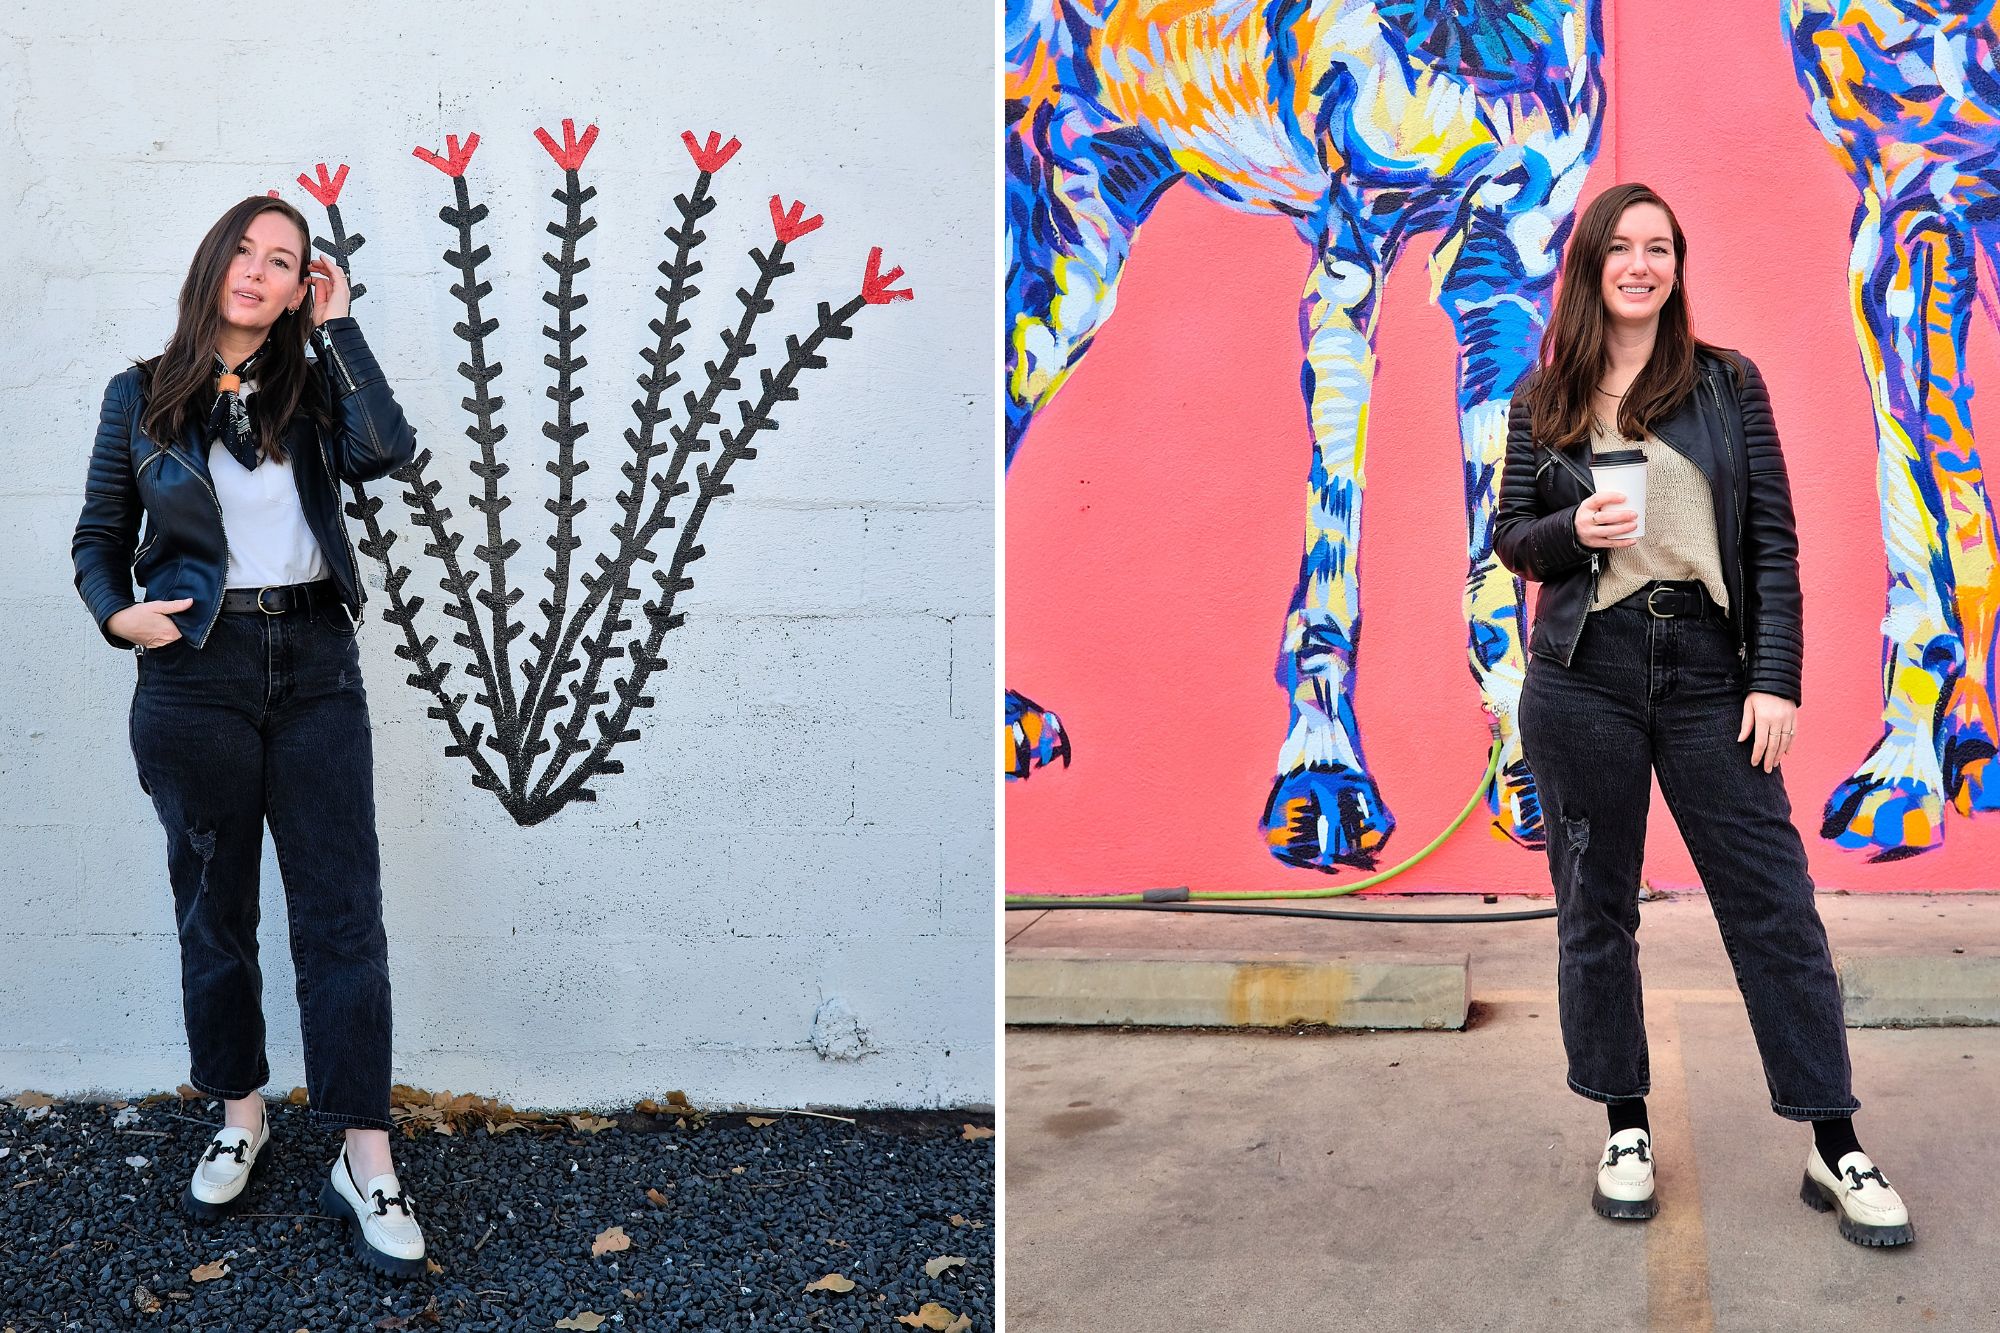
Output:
[{"xmin": 1588, "ymin": 419, "xmax": 1730, "ymax": 613}]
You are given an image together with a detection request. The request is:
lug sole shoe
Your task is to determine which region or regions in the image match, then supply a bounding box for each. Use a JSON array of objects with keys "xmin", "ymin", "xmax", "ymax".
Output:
[
  {"xmin": 1591, "ymin": 1127, "xmax": 1658, "ymax": 1221},
  {"xmin": 1800, "ymin": 1147, "xmax": 1913, "ymax": 1247},
  {"xmin": 320, "ymin": 1145, "xmax": 426, "ymax": 1279},
  {"xmin": 180, "ymin": 1111, "xmax": 270, "ymax": 1221}
]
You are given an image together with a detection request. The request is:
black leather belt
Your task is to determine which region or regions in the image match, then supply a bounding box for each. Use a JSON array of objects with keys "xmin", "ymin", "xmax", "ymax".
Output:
[
  {"xmin": 219, "ymin": 579, "xmax": 339, "ymax": 616},
  {"xmin": 1618, "ymin": 579, "xmax": 1724, "ymax": 621}
]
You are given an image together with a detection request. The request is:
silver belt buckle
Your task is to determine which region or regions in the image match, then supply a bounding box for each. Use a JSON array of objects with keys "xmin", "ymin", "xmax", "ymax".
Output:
[
  {"xmin": 1646, "ymin": 585, "xmax": 1674, "ymax": 619},
  {"xmin": 256, "ymin": 585, "xmax": 285, "ymax": 616}
]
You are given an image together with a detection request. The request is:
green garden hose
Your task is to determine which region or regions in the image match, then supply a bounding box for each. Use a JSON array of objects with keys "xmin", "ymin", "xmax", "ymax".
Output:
[{"xmin": 1004, "ymin": 737, "xmax": 1559, "ymax": 922}]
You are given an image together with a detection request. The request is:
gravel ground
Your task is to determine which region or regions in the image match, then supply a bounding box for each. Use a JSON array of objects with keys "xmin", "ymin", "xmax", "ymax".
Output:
[{"xmin": 0, "ymin": 1096, "xmax": 994, "ymax": 1331}]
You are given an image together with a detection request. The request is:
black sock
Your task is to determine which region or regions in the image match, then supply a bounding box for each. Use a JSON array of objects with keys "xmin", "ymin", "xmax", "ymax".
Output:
[
  {"xmin": 1607, "ymin": 1098, "xmax": 1649, "ymax": 1137},
  {"xmin": 1813, "ymin": 1117, "xmax": 1863, "ymax": 1174}
]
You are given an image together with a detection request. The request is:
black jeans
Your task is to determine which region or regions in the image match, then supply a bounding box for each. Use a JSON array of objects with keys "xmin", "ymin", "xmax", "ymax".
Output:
[
  {"xmin": 128, "ymin": 600, "xmax": 393, "ymax": 1132},
  {"xmin": 1518, "ymin": 594, "xmax": 1857, "ymax": 1121}
]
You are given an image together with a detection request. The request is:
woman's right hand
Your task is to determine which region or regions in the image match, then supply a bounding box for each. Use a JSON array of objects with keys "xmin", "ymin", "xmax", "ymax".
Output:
[
  {"xmin": 108, "ymin": 597, "xmax": 193, "ymax": 649},
  {"xmin": 1576, "ymin": 491, "xmax": 1640, "ymax": 549}
]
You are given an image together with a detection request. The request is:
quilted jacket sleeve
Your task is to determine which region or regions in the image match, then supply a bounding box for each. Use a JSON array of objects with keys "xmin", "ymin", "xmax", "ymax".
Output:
[
  {"xmin": 311, "ymin": 316, "xmax": 417, "ymax": 484},
  {"xmin": 1493, "ymin": 393, "xmax": 1593, "ymax": 582},
  {"xmin": 71, "ymin": 370, "xmax": 143, "ymax": 649},
  {"xmin": 1737, "ymin": 356, "xmax": 1804, "ymax": 704}
]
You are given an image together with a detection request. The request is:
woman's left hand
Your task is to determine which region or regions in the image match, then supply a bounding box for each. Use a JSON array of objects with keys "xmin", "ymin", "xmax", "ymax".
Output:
[
  {"xmin": 307, "ymin": 256, "xmax": 351, "ymax": 325},
  {"xmin": 1739, "ymin": 691, "xmax": 1797, "ymax": 772}
]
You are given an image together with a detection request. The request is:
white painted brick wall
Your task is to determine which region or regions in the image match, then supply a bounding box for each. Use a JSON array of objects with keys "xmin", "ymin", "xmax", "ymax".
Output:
[{"xmin": 0, "ymin": 1, "xmax": 995, "ymax": 1109}]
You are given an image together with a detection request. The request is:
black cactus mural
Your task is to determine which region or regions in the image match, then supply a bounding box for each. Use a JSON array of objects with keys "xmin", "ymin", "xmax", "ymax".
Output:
[{"xmin": 293, "ymin": 122, "xmax": 914, "ymax": 825}]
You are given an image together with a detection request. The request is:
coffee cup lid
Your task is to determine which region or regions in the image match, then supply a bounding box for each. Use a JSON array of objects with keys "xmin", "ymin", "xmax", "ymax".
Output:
[{"xmin": 1592, "ymin": 448, "xmax": 1646, "ymax": 467}]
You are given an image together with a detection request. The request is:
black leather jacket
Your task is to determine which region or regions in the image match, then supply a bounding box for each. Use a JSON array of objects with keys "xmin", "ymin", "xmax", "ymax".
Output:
[
  {"xmin": 72, "ymin": 317, "xmax": 416, "ymax": 651},
  {"xmin": 1493, "ymin": 349, "xmax": 1805, "ymax": 704}
]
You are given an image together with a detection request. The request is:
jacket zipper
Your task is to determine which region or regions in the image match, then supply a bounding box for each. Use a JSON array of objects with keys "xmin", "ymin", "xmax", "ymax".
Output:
[
  {"xmin": 1545, "ymin": 443, "xmax": 1602, "ymax": 659},
  {"xmin": 317, "ymin": 425, "xmax": 367, "ymax": 622},
  {"xmin": 1702, "ymin": 370, "xmax": 1749, "ymax": 664},
  {"xmin": 187, "ymin": 450, "xmax": 232, "ymax": 650},
  {"xmin": 316, "ymin": 326, "xmax": 360, "ymax": 396},
  {"xmin": 314, "ymin": 326, "xmax": 377, "ymax": 621}
]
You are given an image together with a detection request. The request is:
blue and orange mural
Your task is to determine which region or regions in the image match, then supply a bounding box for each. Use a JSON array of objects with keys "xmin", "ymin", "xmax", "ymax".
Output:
[
  {"xmin": 1007, "ymin": 0, "xmax": 2000, "ymax": 892},
  {"xmin": 1786, "ymin": 0, "xmax": 2000, "ymax": 860},
  {"xmin": 1005, "ymin": 0, "xmax": 1606, "ymax": 869}
]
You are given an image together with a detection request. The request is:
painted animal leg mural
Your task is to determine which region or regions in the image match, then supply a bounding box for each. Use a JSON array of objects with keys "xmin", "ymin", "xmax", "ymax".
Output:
[
  {"xmin": 292, "ymin": 123, "xmax": 913, "ymax": 826},
  {"xmin": 1438, "ymin": 165, "xmax": 1591, "ymax": 847},
  {"xmin": 1005, "ymin": 0, "xmax": 1603, "ymax": 869},
  {"xmin": 1002, "ymin": 7, "xmax": 1165, "ymax": 779},
  {"xmin": 1786, "ymin": 2, "xmax": 2000, "ymax": 859}
]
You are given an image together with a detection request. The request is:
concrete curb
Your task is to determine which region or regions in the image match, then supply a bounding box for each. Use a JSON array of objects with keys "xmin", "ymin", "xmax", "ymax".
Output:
[
  {"xmin": 1838, "ymin": 950, "xmax": 2000, "ymax": 1027},
  {"xmin": 1005, "ymin": 947, "xmax": 1470, "ymax": 1030}
]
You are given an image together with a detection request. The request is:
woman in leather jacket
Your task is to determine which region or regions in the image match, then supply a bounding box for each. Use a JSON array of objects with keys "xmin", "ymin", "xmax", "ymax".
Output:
[
  {"xmin": 70, "ymin": 195, "xmax": 427, "ymax": 1277},
  {"xmin": 1493, "ymin": 182, "xmax": 1911, "ymax": 1248}
]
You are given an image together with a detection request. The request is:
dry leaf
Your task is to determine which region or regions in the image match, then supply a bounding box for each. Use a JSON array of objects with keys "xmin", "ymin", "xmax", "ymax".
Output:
[
  {"xmin": 567, "ymin": 1114, "xmax": 617, "ymax": 1134},
  {"xmin": 286, "ymin": 1087, "xmax": 310, "ymax": 1105},
  {"xmin": 925, "ymin": 1255, "xmax": 968, "ymax": 1279},
  {"xmin": 730, "ymin": 1166, "xmax": 746, "ymax": 1175},
  {"xmin": 432, "ymin": 1121, "xmax": 455, "ymax": 1136},
  {"xmin": 8, "ymin": 1092, "xmax": 54, "ymax": 1109},
  {"xmin": 133, "ymin": 1286, "xmax": 161, "ymax": 1314},
  {"xmin": 487, "ymin": 1120, "xmax": 528, "ymax": 1135},
  {"xmin": 176, "ymin": 1084, "xmax": 200, "ymax": 1100},
  {"xmin": 652, "ymin": 1091, "xmax": 704, "ymax": 1125},
  {"xmin": 189, "ymin": 1260, "xmax": 228, "ymax": 1283},
  {"xmin": 960, "ymin": 1124, "xmax": 994, "ymax": 1141},
  {"xmin": 374, "ymin": 1316, "xmax": 411, "ymax": 1330},
  {"xmin": 945, "ymin": 1317, "xmax": 972, "ymax": 1333},
  {"xmin": 426, "ymin": 1258, "xmax": 443, "ymax": 1275},
  {"xmin": 553, "ymin": 1314, "xmax": 606, "ymax": 1331},
  {"xmin": 621, "ymin": 1287, "xmax": 644, "ymax": 1301},
  {"xmin": 804, "ymin": 1273, "xmax": 856, "ymax": 1293},
  {"xmin": 591, "ymin": 1225, "xmax": 632, "ymax": 1257},
  {"xmin": 895, "ymin": 1304, "xmax": 963, "ymax": 1330},
  {"xmin": 747, "ymin": 1116, "xmax": 777, "ymax": 1127},
  {"xmin": 645, "ymin": 1187, "xmax": 671, "ymax": 1208}
]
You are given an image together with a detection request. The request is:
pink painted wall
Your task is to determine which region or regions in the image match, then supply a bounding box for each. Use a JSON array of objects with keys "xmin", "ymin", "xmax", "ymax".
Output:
[{"xmin": 1005, "ymin": 0, "xmax": 2000, "ymax": 895}]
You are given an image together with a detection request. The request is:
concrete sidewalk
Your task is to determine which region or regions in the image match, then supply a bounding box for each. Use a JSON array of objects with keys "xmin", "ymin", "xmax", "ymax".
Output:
[{"xmin": 1004, "ymin": 893, "xmax": 2000, "ymax": 1332}]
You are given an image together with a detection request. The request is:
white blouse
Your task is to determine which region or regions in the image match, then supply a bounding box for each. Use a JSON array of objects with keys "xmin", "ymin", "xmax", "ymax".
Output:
[{"xmin": 208, "ymin": 380, "xmax": 328, "ymax": 589}]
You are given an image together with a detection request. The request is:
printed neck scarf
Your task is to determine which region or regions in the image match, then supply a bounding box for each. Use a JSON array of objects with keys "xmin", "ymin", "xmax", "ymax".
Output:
[{"xmin": 209, "ymin": 344, "xmax": 268, "ymax": 470}]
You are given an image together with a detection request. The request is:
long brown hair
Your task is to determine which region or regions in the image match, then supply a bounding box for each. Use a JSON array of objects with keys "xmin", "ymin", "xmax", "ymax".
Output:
[
  {"xmin": 1524, "ymin": 182, "xmax": 1738, "ymax": 448},
  {"xmin": 138, "ymin": 196, "xmax": 328, "ymax": 462}
]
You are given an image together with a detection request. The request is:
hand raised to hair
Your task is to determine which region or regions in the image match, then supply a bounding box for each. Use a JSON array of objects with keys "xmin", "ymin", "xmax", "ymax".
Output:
[{"xmin": 306, "ymin": 257, "xmax": 351, "ymax": 325}]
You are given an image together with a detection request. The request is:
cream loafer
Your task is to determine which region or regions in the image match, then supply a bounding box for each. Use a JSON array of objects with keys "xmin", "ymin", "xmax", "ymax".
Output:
[
  {"xmin": 1591, "ymin": 1127, "xmax": 1658, "ymax": 1221},
  {"xmin": 320, "ymin": 1144, "xmax": 427, "ymax": 1278},
  {"xmin": 1801, "ymin": 1147, "xmax": 1913, "ymax": 1247},
  {"xmin": 182, "ymin": 1111, "xmax": 269, "ymax": 1220}
]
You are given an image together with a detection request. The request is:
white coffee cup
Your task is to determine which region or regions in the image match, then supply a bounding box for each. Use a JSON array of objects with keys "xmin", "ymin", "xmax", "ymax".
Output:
[{"xmin": 1590, "ymin": 448, "xmax": 1648, "ymax": 540}]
